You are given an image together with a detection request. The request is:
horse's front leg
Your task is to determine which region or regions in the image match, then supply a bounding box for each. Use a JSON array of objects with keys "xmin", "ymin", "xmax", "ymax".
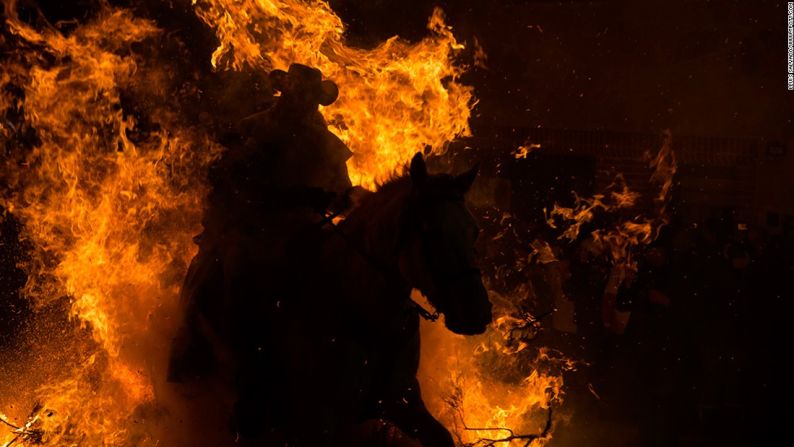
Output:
[{"xmin": 383, "ymin": 378, "xmax": 455, "ymax": 447}]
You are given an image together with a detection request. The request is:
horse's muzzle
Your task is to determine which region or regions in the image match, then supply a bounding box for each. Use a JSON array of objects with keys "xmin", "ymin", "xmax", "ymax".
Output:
[{"xmin": 441, "ymin": 280, "xmax": 492, "ymax": 335}]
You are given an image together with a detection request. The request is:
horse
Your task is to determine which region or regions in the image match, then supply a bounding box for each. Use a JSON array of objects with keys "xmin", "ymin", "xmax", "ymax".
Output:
[{"xmin": 169, "ymin": 152, "xmax": 492, "ymax": 446}]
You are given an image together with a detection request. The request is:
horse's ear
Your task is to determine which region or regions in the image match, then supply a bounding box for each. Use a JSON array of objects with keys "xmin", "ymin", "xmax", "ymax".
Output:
[
  {"xmin": 410, "ymin": 152, "xmax": 427, "ymax": 187},
  {"xmin": 454, "ymin": 163, "xmax": 479, "ymax": 194}
]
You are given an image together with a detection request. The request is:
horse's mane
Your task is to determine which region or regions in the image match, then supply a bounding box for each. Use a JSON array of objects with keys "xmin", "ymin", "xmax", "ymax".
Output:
[
  {"xmin": 342, "ymin": 168, "xmax": 463, "ymax": 247},
  {"xmin": 350, "ymin": 168, "xmax": 462, "ymax": 223},
  {"xmin": 342, "ymin": 175, "xmax": 412, "ymax": 238},
  {"xmin": 358, "ymin": 175, "xmax": 411, "ymax": 212}
]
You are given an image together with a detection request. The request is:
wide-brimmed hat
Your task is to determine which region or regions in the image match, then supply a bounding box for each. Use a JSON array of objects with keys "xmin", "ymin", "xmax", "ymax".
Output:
[{"xmin": 269, "ymin": 63, "xmax": 339, "ymax": 106}]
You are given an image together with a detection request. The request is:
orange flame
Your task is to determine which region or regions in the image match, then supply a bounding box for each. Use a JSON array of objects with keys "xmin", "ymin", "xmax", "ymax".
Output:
[
  {"xmin": 1, "ymin": 2, "xmax": 220, "ymax": 443},
  {"xmin": 193, "ymin": 0, "xmax": 474, "ymax": 188},
  {"xmin": 545, "ymin": 133, "xmax": 677, "ymax": 268},
  {"xmin": 417, "ymin": 290, "xmax": 575, "ymax": 447},
  {"xmin": 648, "ymin": 130, "xmax": 678, "ymax": 215},
  {"xmin": 514, "ymin": 143, "xmax": 541, "ymax": 159},
  {"xmin": 0, "ymin": 0, "xmax": 563, "ymax": 445}
]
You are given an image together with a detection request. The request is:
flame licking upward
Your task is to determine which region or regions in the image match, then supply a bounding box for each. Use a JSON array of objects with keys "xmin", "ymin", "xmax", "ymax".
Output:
[
  {"xmin": 194, "ymin": 4, "xmax": 569, "ymax": 442},
  {"xmin": 0, "ymin": 6, "xmax": 185, "ymax": 445},
  {"xmin": 0, "ymin": 0, "xmax": 569, "ymax": 445},
  {"xmin": 419, "ymin": 309, "xmax": 575, "ymax": 447},
  {"xmin": 0, "ymin": 0, "xmax": 485, "ymax": 444},
  {"xmin": 1, "ymin": 1, "xmax": 224, "ymax": 444},
  {"xmin": 545, "ymin": 132, "xmax": 677, "ymax": 268},
  {"xmin": 193, "ymin": 0, "xmax": 474, "ymax": 188}
]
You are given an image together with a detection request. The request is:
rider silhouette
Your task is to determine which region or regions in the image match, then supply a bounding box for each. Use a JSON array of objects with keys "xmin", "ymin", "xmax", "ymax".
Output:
[
  {"xmin": 234, "ymin": 63, "xmax": 352, "ymax": 212},
  {"xmin": 168, "ymin": 64, "xmax": 354, "ymax": 385}
]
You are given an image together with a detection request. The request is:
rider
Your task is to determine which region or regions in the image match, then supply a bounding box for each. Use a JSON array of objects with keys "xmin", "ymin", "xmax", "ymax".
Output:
[
  {"xmin": 168, "ymin": 64, "xmax": 355, "ymax": 386},
  {"xmin": 232, "ymin": 62, "xmax": 352, "ymax": 214}
]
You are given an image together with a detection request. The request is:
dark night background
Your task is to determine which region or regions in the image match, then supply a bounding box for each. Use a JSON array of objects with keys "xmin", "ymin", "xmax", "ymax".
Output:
[{"xmin": 2, "ymin": 1, "xmax": 793, "ymax": 446}]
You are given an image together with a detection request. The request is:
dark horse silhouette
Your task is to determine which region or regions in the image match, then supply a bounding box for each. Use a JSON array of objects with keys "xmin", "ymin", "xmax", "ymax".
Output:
[{"xmin": 170, "ymin": 153, "xmax": 492, "ymax": 446}]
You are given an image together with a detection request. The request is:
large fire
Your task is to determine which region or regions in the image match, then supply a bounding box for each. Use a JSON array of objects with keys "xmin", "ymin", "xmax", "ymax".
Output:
[
  {"xmin": 1, "ymin": 3, "xmax": 220, "ymax": 444},
  {"xmin": 0, "ymin": 0, "xmax": 563, "ymax": 446},
  {"xmin": 192, "ymin": 0, "xmax": 474, "ymax": 188},
  {"xmin": 419, "ymin": 306, "xmax": 575, "ymax": 447}
]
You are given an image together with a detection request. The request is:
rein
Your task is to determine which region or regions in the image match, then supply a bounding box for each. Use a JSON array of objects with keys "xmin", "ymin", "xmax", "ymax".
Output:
[{"xmin": 317, "ymin": 211, "xmax": 440, "ymax": 322}]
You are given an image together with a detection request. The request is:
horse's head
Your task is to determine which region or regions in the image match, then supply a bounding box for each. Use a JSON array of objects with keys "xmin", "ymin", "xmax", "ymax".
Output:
[{"xmin": 397, "ymin": 153, "xmax": 493, "ymax": 335}]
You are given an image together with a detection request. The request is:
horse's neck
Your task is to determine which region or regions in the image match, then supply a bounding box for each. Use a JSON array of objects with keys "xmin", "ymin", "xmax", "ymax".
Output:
[
  {"xmin": 324, "ymin": 185, "xmax": 422, "ymax": 345},
  {"xmin": 337, "ymin": 187, "xmax": 410, "ymax": 303}
]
